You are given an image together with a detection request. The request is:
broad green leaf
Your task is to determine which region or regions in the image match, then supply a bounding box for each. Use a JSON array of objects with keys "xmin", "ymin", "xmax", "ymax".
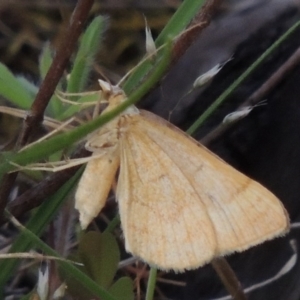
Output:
[
  {"xmin": 109, "ymin": 277, "xmax": 134, "ymax": 300},
  {"xmin": 59, "ymin": 254, "xmax": 95, "ymax": 300},
  {"xmin": 79, "ymin": 231, "xmax": 120, "ymax": 289}
]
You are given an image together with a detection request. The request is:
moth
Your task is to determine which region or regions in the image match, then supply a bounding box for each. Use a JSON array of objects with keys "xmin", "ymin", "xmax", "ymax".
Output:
[{"xmin": 75, "ymin": 80, "xmax": 289, "ymax": 271}]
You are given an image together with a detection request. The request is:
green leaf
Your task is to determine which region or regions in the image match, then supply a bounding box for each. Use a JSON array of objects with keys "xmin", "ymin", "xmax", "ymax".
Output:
[
  {"xmin": 79, "ymin": 231, "xmax": 120, "ymax": 289},
  {"xmin": 16, "ymin": 76, "xmax": 38, "ymax": 98},
  {"xmin": 67, "ymin": 16, "xmax": 107, "ymax": 95},
  {"xmin": 0, "ymin": 63, "xmax": 34, "ymax": 109},
  {"xmin": 109, "ymin": 277, "xmax": 134, "ymax": 300}
]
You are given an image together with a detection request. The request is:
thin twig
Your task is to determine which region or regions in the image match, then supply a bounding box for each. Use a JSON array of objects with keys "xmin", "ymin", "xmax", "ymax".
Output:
[
  {"xmin": 244, "ymin": 46, "xmax": 300, "ymax": 106},
  {"xmin": 0, "ymin": 252, "xmax": 82, "ymax": 265},
  {"xmin": 212, "ymin": 258, "xmax": 247, "ymax": 300}
]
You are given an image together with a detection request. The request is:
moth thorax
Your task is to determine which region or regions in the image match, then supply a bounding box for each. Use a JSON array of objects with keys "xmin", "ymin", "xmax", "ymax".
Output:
[
  {"xmin": 108, "ymin": 94, "xmax": 126, "ymax": 108},
  {"xmin": 122, "ymin": 105, "xmax": 139, "ymax": 116},
  {"xmin": 85, "ymin": 128, "xmax": 119, "ymax": 152},
  {"xmin": 118, "ymin": 113, "xmax": 138, "ymax": 133}
]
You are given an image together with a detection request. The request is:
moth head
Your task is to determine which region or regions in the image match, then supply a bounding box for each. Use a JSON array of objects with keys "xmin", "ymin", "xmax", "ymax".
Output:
[
  {"xmin": 98, "ymin": 79, "xmax": 123, "ymax": 99},
  {"xmin": 98, "ymin": 79, "xmax": 139, "ymax": 116}
]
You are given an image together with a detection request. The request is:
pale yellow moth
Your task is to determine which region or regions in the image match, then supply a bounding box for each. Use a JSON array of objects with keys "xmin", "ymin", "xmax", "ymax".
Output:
[{"xmin": 75, "ymin": 80, "xmax": 289, "ymax": 271}]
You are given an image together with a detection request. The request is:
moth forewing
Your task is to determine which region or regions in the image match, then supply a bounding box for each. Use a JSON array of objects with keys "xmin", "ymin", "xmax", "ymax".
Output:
[
  {"xmin": 117, "ymin": 122, "xmax": 218, "ymax": 270},
  {"xmin": 75, "ymin": 83, "xmax": 138, "ymax": 230},
  {"xmin": 75, "ymin": 100, "xmax": 123, "ymax": 229},
  {"xmin": 75, "ymin": 150, "xmax": 120, "ymax": 230},
  {"xmin": 136, "ymin": 110, "xmax": 289, "ymax": 255}
]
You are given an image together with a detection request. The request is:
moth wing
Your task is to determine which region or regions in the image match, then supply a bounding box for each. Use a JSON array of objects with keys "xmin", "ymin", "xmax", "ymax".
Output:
[
  {"xmin": 137, "ymin": 110, "xmax": 289, "ymax": 256},
  {"xmin": 75, "ymin": 150, "xmax": 119, "ymax": 229},
  {"xmin": 117, "ymin": 120, "xmax": 217, "ymax": 271}
]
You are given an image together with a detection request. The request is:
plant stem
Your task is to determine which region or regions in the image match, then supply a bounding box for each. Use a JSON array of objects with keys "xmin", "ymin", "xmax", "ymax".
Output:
[
  {"xmin": 145, "ymin": 267, "xmax": 158, "ymax": 300},
  {"xmin": 212, "ymin": 258, "xmax": 247, "ymax": 300}
]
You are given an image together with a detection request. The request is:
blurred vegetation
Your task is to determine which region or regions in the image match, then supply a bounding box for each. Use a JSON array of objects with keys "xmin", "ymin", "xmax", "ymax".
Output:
[{"xmin": 0, "ymin": 1, "xmax": 175, "ymax": 78}]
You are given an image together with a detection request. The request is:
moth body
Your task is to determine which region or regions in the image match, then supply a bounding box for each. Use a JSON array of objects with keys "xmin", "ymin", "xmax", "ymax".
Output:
[{"xmin": 75, "ymin": 80, "xmax": 289, "ymax": 271}]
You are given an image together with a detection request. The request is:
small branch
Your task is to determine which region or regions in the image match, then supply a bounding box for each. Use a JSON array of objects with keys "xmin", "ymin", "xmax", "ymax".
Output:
[
  {"xmin": 244, "ymin": 46, "xmax": 300, "ymax": 106},
  {"xmin": 212, "ymin": 258, "xmax": 247, "ymax": 300}
]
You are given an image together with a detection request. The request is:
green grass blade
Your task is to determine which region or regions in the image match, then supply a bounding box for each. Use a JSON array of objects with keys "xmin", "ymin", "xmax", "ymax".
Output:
[
  {"xmin": 145, "ymin": 267, "xmax": 157, "ymax": 300},
  {"xmin": 66, "ymin": 16, "xmax": 107, "ymax": 95},
  {"xmin": 155, "ymin": 0, "xmax": 205, "ymax": 46},
  {"xmin": 57, "ymin": 16, "xmax": 107, "ymax": 120}
]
